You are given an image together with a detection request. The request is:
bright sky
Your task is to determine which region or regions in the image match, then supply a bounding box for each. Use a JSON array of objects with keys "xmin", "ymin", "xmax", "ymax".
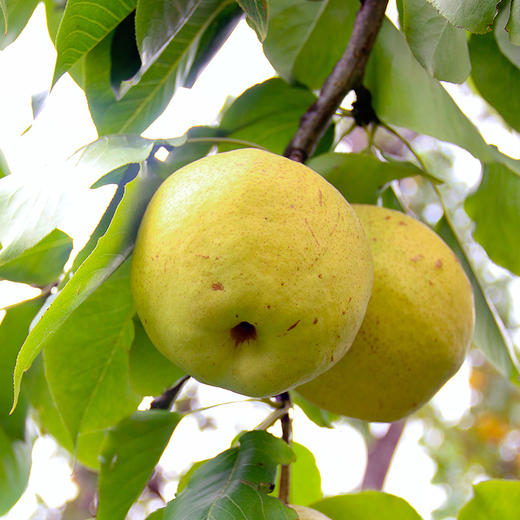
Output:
[{"xmin": 0, "ymin": 4, "xmax": 510, "ymax": 520}]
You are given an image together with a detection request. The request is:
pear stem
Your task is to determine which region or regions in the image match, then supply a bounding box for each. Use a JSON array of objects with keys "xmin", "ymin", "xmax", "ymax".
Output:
[
  {"xmin": 277, "ymin": 391, "xmax": 292, "ymax": 504},
  {"xmin": 284, "ymin": 0, "xmax": 389, "ymax": 162}
]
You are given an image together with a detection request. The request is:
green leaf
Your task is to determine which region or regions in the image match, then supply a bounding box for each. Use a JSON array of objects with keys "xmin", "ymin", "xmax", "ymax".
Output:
[
  {"xmin": 263, "ymin": 0, "xmax": 357, "ymax": 90},
  {"xmin": 494, "ymin": 1, "xmax": 520, "ymax": 68},
  {"xmin": 0, "ymin": 297, "xmax": 43, "ymax": 440},
  {"xmin": 435, "ymin": 217, "xmax": 519, "ymax": 379},
  {"xmin": 43, "ymin": 260, "xmax": 139, "ymax": 443},
  {"xmin": 86, "ymin": 0, "xmax": 232, "ymax": 135},
  {"xmin": 0, "ymin": 0, "xmax": 39, "ymax": 50},
  {"xmin": 52, "ymin": 0, "xmax": 138, "ymax": 85},
  {"xmin": 164, "ymin": 431, "xmax": 297, "ymax": 520},
  {"xmin": 469, "ymin": 32, "xmax": 520, "ymax": 133},
  {"xmin": 146, "ymin": 509, "xmax": 165, "ymax": 520},
  {"xmin": 177, "ymin": 460, "xmax": 208, "ymax": 493},
  {"xmin": 237, "ymin": 0, "xmax": 269, "ymax": 41},
  {"xmin": 311, "ymin": 491, "xmax": 422, "ymax": 520},
  {"xmin": 425, "ymin": 0, "xmax": 498, "ymax": 33},
  {"xmin": 0, "ymin": 427, "xmax": 31, "ymax": 515},
  {"xmin": 219, "ymin": 78, "xmax": 319, "ymax": 155},
  {"xmin": 465, "ymin": 163, "xmax": 520, "ymax": 276},
  {"xmin": 97, "ymin": 410, "xmax": 182, "ymax": 520},
  {"xmin": 129, "ymin": 317, "xmax": 186, "ymax": 397},
  {"xmin": 25, "ymin": 356, "xmax": 106, "ymax": 470},
  {"xmin": 0, "ymin": 149, "xmax": 9, "ymax": 178},
  {"xmin": 0, "ymin": 229, "xmax": 72, "ymax": 286},
  {"xmin": 307, "ymin": 153, "xmax": 426, "ymax": 204},
  {"xmin": 458, "ymin": 479, "xmax": 520, "ymax": 520},
  {"xmin": 12, "ymin": 161, "xmax": 161, "ymax": 409},
  {"xmin": 400, "ymin": 0, "xmax": 470, "ymax": 83},
  {"xmin": 365, "ymin": 19, "xmax": 495, "ymax": 164},
  {"xmin": 0, "ymin": 135, "xmax": 154, "ymax": 270},
  {"xmin": 273, "ymin": 442, "xmax": 322, "ymax": 507},
  {"xmin": 507, "ymin": 0, "xmax": 520, "ymax": 44},
  {"xmin": 292, "ymin": 392, "xmax": 339, "ymax": 429}
]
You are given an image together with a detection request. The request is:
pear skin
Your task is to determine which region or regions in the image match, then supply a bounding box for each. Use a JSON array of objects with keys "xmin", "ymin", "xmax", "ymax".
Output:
[
  {"xmin": 131, "ymin": 149, "xmax": 373, "ymax": 397},
  {"xmin": 297, "ymin": 205, "xmax": 475, "ymax": 421}
]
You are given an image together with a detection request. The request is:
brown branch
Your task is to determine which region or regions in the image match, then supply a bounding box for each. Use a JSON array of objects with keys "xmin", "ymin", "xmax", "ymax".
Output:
[
  {"xmin": 284, "ymin": 0, "xmax": 389, "ymax": 163},
  {"xmin": 361, "ymin": 419, "xmax": 406, "ymax": 490},
  {"xmin": 276, "ymin": 391, "xmax": 292, "ymax": 504}
]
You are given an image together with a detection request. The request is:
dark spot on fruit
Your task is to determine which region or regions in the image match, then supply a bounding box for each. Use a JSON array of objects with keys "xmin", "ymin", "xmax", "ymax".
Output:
[
  {"xmin": 318, "ymin": 273, "xmax": 322, "ymax": 278},
  {"xmin": 342, "ymin": 310, "xmax": 346, "ymax": 315},
  {"xmin": 230, "ymin": 322, "xmax": 257, "ymax": 346},
  {"xmin": 196, "ymin": 254, "xmax": 209, "ymax": 259},
  {"xmin": 281, "ymin": 282, "xmax": 285, "ymax": 286},
  {"xmin": 348, "ymin": 296, "xmax": 352, "ymax": 303},
  {"xmin": 319, "ymin": 190, "xmax": 323, "ymax": 206},
  {"xmin": 212, "ymin": 282, "xmax": 224, "ymax": 291},
  {"xmin": 435, "ymin": 258, "xmax": 443, "ymax": 268},
  {"xmin": 428, "ymin": 280, "xmax": 433, "ymax": 286},
  {"xmin": 385, "ymin": 216, "xmax": 391, "ymax": 220},
  {"xmin": 410, "ymin": 254, "xmax": 424, "ymax": 263},
  {"xmin": 372, "ymin": 238, "xmax": 377, "ymax": 242},
  {"xmin": 267, "ymin": 305, "xmax": 271, "ymax": 309},
  {"xmin": 287, "ymin": 320, "xmax": 301, "ymax": 332},
  {"xmin": 399, "ymin": 221, "xmax": 406, "ymax": 226},
  {"xmin": 313, "ymin": 318, "xmax": 318, "ymax": 324}
]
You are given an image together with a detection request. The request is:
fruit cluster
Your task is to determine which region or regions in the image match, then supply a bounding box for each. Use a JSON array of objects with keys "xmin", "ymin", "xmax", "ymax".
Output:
[{"xmin": 131, "ymin": 149, "xmax": 475, "ymax": 423}]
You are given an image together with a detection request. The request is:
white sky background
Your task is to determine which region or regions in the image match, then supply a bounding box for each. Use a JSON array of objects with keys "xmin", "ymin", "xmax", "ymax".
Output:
[{"xmin": 0, "ymin": 3, "xmax": 518, "ymax": 520}]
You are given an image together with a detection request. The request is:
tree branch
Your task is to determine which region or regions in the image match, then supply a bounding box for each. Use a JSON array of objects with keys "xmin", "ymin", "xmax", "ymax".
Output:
[
  {"xmin": 284, "ymin": 0, "xmax": 389, "ymax": 163},
  {"xmin": 361, "ymin": 419, "xmax": 406, "ymax": 490},
  {"xmin": 276, "ymin": 391, "xmax": 292, "ymax": 504}
]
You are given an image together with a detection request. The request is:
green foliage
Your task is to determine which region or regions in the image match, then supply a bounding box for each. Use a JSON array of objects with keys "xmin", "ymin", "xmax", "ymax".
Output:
[
  {"xmin": 163, "ymin": 431, "xmax": 297, "ymax": 520},
  {"xmin": 1, "ymin": 1, "xmax": 520, "ymax": 518},
  {"xmin": 97, "ymin": 410, "xmax": 182, "ymax": 520},
  {"xmin": 458, "ymin": 480, "xmax": 520, "ymax": 519},
  {"xmin": 310, "ymin": 491, "xmax": 423, "ymax": 520}
]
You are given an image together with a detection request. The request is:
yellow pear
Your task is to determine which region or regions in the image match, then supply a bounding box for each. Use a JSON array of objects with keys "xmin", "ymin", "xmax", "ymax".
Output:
[
  {"xmin": 297, "ymin": 204, "xmax": 475, "ymax": 421},
  {"xmin": 291, "ymin": 505, "xmax": 332, "ymax": 520},
  {"xmin": 131, "ymin": 149, "xmax": 373, "ymax": 397}
]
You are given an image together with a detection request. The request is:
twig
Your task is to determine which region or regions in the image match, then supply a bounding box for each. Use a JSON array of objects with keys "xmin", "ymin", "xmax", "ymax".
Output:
[
  {"xmin": 361, "ymin": 419, "xmax": 406, "ymax": 490},
  {"xmin": 276, "ymin": 392, "xmax": 292, "ymax": 504},
  {"xmin": 284, "ymin": 0, "xmax": 389, "ymax": 162},
  {"xmin": 150, "ymin": 375, "xmax": 191, "ymax": 410}
]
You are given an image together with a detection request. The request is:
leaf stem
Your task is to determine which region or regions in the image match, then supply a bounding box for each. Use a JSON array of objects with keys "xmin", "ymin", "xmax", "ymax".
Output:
[
  {"xmin": 150, "ymin": 375, "xmax": 191, "ymax": 410},
  {"xmin": 276, "ymin": 392, "xmax": 292, "ymax": 504}
]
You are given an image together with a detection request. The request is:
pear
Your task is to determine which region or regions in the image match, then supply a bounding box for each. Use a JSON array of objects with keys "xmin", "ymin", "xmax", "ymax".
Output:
[
  {"xmin": 297, "ymin": 204, "xmax": 475, "ymax": 421},
  {"xmin": 131, "ymin": 149, "xmax": 373, "ymax": 397},
  {"xmin": 291, "ymin": 505, "xmax": 332, "ymax": 520}
]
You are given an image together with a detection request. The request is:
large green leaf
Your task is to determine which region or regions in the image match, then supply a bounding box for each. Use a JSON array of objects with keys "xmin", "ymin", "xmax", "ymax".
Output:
[
  {"xmin": 12, "ymin": 161, "xmax": 161, "ymax": 410},
  {"xmin": 85, "ymin": 0, "xmax": 232, "ymax": 135},
  {"xmin": 365, "ymin": 19, "xmax": 494, "ymax": 165},
  {"xmin": 0, "ymin": 135, "xmax": 154, "ymax": 270},
  {"xmin": 0, "ymin": 297, "xmax": 43, "ymax": 440},
  {"xmin": 97, "ymin": 410, "xmax": 182, "ymax": 520},
  {"xmin": 312, "ymin": 492, "xmax": 422, "ymax": 520},
  {"xmin": 129, "ymin": 317, "xmax": 186, "ymax": 397},
  {"xmin": 425, "ymin": 0, "xmax": 498, "ymax": 33},
  {"xmin": 436, "ymin": 217, "xmax": 519, "ymax": 379},
  {"xmin": 44, "ymin": 260, "xmax": 139, "ymax": 443},
  {"xmin": 400, "ymin": 0, "xmax": 470, "ymax": 83},
  {"xmin": 458, "ymin": 480, "xmax": 520, "ymax": 520},
  {"xmin": 307, "ymin": 153, "xmax": 426, "ymax": 204},
  {"xmin": 262, "ymin": 0, "xmax": 357, "ymax": 90},
  {"xmin": 0, "ymin": 229, "xmax": 72, "ymax": 286},
  {"xmin": 469, "ymin": 32, "xmax": 520, "ymax": 133},
  {"xmin": 0, "ymin": 0, "xmax": 39, "ymax": 50},
  {"xmin": 273, "ymin": 442, "xmax": 322, "ymax": 507},
  {"xmin": 164, "ymin": 431, "xmax": 297, "ymax": 520},
  {"xmin": 25, "ymin": 356, "xmax": 106, "ymax": 470},
  {"xmin": 219, "ymin": 78, "xmax": 321, "ymax": 155},
  {"xmin": 465, "ymin": 163, "xmax": 520, "ymax": 276},
  {"xmin": 237, "ymin": 0, "xmax": 269, "ymax": 41},
  {"xmin": 0, "ymin": 427, "xmax": 31, "ymax": 515},
  {"xmin": 52, "ymin": 0, "xmax": 138, "ymax": 85}
]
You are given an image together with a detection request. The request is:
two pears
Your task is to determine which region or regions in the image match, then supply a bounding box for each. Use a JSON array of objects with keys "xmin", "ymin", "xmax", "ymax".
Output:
[{"xmin": 131, "ymin": 149, "xmax": 373, "ymax": 397}]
